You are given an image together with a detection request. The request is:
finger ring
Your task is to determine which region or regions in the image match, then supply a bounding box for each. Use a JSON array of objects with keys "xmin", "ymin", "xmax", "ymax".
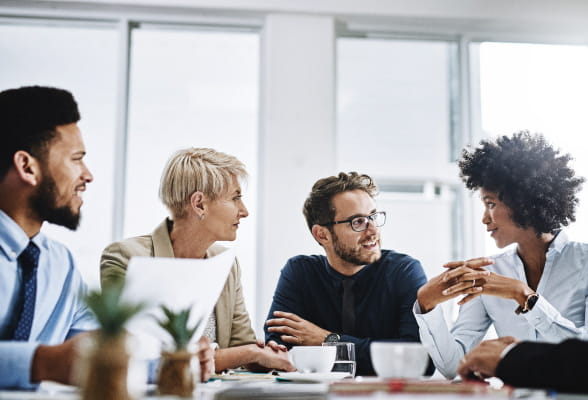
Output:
[{"xmin": 472, "ymin": 279, "xmax": 476, "ymax": 287}]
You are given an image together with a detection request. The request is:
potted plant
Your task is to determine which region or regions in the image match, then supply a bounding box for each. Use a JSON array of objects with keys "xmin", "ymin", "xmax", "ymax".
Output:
[
  {"xmin": 156, "ymin": 305, "xmax": 202, "ymax": 397},
  {"xmin": 81, "ymin": 281, "xmax": 144, "ymax": 400}
]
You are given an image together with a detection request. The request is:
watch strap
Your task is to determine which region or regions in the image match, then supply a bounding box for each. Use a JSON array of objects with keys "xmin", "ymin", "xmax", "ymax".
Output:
[
  {"xmin": 515, "ymin": 293, "xmax": 539, "ymax": 315},
  {"xmin": 324, "ymin": 333, "xmax": 341, "ymax": 343}
]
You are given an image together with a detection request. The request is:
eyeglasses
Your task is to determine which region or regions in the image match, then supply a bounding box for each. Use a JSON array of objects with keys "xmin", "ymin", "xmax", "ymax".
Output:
[{"xmin": 321, "ymin": 211, "xmax": 386, "ymax": 232}]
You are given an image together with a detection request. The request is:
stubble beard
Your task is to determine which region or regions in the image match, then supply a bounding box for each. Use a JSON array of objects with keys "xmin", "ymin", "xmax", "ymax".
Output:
[{"xmin": 331, "ymin": 230, "xmax": 381, "ymax": 266}]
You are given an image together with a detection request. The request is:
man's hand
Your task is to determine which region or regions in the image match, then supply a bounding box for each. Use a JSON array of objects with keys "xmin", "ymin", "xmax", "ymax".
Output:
[
  {"xmin": 417, "ymin": 258, "xmax": 493, "ymax": 313},
  {"xmin": 31, "ymin": 332, "xmax": 91, "ymax": 385},
  {"xmin": 458, "ymin": 337, "xmax": 518, "ymax": 381},
  {"xmin": 197, "ymin": 336, "xmax": 214, "ymax": 382},
  {"xmin": 261, "ymin": 339, "xmax": 287, "ymax": 352},
  {"xmin": 266, "ymin": 311, "xmax": 329, "ymax": 346}
]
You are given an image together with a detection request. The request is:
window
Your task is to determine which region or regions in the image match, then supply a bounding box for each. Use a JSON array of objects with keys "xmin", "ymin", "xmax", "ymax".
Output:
[
  {"xmin": 473, "ymin": 42, "xmax": 588, "ymax": 254},
  {"xmin": 338, "ymin": 38, "xmax": 458, "ymax": 180},
  {"xmin": 337, "ymin": 37, "xmax": 460, "ymax": 282},
  {"xmin": 125, "ymin": 25, "xmax": 260, "ymax": 321},
  {"xmin": 0, "ymin": 22, "xmax": 119, "ymax": 288}
]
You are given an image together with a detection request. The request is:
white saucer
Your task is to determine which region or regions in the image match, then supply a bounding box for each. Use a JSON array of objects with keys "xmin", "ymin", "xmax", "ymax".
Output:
[{"xmin": 276, "ymin": 371, "xmax": 351, "ymax": 383}]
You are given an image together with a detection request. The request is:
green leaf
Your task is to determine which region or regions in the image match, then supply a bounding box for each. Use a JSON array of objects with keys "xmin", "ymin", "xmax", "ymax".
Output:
[
  {"xmin": 156, "ymin": 305, "xmax": 203, "ymax": 351},
  {"xmin": 85, "ymin": 280, "xmax": 145, "ymax": 337}
]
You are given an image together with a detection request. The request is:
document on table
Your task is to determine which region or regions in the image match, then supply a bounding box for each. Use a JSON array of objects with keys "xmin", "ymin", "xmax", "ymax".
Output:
[{"xmin": 121, "ymin": 248, "xmax": 235, "ymax": 358}]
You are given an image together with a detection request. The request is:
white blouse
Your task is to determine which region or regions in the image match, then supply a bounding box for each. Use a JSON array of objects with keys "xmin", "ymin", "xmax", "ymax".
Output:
[{"xmin": 414, "ymin": 231, "xmax": 588, "ymax": 378}]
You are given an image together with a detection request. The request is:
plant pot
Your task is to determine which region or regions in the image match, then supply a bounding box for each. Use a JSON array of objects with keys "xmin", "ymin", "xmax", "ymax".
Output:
[
  {"xmin": 157, "ymin": 350, "xmax": 198, "ymax": 397},
  {"xmin": 80, "ymin": 332, "xmax": 131, "ymax": 400}
]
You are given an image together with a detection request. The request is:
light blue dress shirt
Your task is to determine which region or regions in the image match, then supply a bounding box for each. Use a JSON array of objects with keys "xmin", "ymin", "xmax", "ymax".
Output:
[
  {"xmin": 0, "ymin": 210, "xmax": 96, "ymax": 389},
  {"xmin": 414, "ymin": 231, "xmax": 588, "ymax": 378}
]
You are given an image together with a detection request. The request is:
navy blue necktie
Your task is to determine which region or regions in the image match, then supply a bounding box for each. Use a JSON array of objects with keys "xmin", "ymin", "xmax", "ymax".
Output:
[
  {"xmin": 11, "ymin": 241, "xmax": 40, "ymax": 341},
  {"xmin": 341, "ymin": 278, "xmax": 356, "ymax": 335}
]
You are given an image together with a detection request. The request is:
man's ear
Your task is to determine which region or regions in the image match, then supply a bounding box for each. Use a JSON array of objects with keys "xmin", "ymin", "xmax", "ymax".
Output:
[
  {"xmin": 13, "ymin": 151, "xmax": 41, "ymax": 186},
  {"xmin": 311, "ymin": 224, "xmax": 331, "ymax": 246},
  {"xmin": 189, "ymin": 191, "xmax": 205, "ymax": 217}
]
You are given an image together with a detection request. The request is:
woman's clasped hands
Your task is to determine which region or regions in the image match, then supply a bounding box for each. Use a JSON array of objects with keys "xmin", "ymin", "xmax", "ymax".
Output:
[{"xmin": 417, "ymin": 257, "xmax": 494, "ymax": 313}]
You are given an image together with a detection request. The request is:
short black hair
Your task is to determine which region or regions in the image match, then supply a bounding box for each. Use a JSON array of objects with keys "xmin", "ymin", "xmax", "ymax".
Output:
[
  {"xmin": 0, "ymin": 86, "xmax": 80, "ymax": 180},
  {"xmin": 303, "ymin": 172, "xmax": 378, "ymax": 231},
  {"xmin": 459, "ymin": 131, "xmax": 584, "ymax": 235}
]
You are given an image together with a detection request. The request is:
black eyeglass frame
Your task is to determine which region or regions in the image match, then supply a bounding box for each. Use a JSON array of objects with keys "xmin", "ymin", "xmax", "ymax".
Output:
[{"xmin": 320, "ymin": 211, "xmax": 386, "ymax": 232}]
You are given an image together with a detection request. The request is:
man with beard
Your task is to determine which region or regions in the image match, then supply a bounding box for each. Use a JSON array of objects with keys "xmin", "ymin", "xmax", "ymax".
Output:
[
  {"xmin": 264, "ymin": 172, "xmax": 428, "ymax": 375},
  {"xmin": 0, "ymin": 86, "xmax": 215, "ymax": 390},
  {"xmin": 0, "ymin": 86, "xmax": 97, "ymax": 389}
]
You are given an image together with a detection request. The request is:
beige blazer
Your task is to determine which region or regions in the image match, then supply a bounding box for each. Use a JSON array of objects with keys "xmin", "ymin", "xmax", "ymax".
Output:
[{"xmin": 100, "ymin": 219, "xmax": 256, "ymax": 349}]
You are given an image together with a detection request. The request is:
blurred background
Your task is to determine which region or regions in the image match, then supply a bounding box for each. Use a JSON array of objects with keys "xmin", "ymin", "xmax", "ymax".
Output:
[{"xmin": 2, "ymin": 0, "xmax": 588, "ymax": 336}]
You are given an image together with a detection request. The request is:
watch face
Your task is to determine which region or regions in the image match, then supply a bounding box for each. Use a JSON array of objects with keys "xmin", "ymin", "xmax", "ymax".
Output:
[
  {"xmin": 527, "ymin": 294, "xmax": 539, "ymax": 310},
  {"xmin": 324, "ymin": 333, "xmax": 341, "ymax": 343}
]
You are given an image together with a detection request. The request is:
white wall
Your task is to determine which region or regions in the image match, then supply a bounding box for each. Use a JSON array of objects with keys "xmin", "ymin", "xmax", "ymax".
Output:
[
  {"xmin": 31, "ymin": 0, "xmax": 588, "ymax": 21},
  {"xmin": 257, "ymin": 14, "xmax": 336, "ymax": 333}
]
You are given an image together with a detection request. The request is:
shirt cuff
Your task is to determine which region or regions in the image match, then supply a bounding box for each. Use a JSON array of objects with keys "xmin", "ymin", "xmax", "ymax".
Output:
[
  {"xmin": 0, "ymin": 342, "xmax": 40, "ymax": 389},
  {"xmin": 522, "ymin": 295, "xmax": 554, "ymax": 329},
  {"xmin": 413, "ymin": 300, "xmax": 438, "ymax": 315},
  {"xmin": 500, "ymin": 342, "xmax": 517, "ymax": 359}
]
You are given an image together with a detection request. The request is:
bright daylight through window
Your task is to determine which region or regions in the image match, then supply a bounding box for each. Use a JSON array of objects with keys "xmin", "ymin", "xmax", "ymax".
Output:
[{"xmin": 475, "ymin": 42, "xmax": 588, "ymax": 254}]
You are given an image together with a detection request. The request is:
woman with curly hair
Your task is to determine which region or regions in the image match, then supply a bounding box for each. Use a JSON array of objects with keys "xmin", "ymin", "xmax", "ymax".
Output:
[{"xmin": 414, "ymin": 131, "xmax": 588, "ymax": 379}]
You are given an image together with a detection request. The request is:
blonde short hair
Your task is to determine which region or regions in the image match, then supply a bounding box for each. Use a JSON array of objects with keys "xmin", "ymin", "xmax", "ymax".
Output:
[{"xmin": 159, "ymin": 148, "xmax": 247, "ymax": 218}]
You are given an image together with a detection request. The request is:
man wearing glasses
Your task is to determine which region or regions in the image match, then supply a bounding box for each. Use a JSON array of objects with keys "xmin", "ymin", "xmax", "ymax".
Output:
[{"xmin": 264, "ymin": 172, "xmax": 428, "ymax": 375}]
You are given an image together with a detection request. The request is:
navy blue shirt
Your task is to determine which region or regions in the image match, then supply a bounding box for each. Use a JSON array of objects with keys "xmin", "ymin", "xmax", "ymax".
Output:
[{"xmin": 264, "ymin": 249, "xmax": 427, "ymax": 376}]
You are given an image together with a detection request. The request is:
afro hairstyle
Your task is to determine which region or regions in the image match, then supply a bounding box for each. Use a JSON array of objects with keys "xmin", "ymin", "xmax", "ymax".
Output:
[{"xmin": 458, "ymin": 131, "xmax": 584, "ymax": 235}]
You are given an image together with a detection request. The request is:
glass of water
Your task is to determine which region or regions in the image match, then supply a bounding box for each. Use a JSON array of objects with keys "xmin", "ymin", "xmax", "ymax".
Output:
[{"xmin": 322, "ymin": 342, "xmax": 356, "ymax": 378}]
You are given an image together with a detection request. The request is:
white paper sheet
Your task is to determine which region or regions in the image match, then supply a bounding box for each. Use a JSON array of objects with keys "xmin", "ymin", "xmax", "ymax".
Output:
[{"xmin": 121, "ymin": 248, "xmax": 235, "ymax": 358}]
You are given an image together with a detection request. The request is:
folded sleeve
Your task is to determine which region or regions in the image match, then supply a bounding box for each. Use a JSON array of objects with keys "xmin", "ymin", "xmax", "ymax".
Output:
[
  {"xmin": 414, "ymin": 296, "xmax": 492, "ymax": 379},
  {"xmin": 0, "ymin": 342, "xmax": 39, "ymax": 389}
]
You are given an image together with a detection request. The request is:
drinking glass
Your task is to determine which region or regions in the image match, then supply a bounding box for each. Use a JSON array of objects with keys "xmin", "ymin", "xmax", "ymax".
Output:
[{"xmin": 322, "ymin": 342, "xmax": 356, "ymax": 378}]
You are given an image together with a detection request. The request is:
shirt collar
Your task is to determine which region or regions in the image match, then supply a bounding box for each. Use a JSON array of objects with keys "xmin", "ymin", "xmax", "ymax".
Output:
[
  {"xmin": 548, "ymin": 230, "xmax": 568, "ymax": 254},
  {"xmin": 324, "ymin": 254, "xmax": 381, "ymax": 282},
  {"xmin": 0, "ymin": 209, "xmax": 31, "ymax": 261}
]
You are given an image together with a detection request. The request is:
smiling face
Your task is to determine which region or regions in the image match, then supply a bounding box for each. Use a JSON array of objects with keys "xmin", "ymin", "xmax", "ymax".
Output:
[
  {"xmin": 325, "ymin": 189, "xmax": 382, "ymax": 270},
  {"xmin": 30, "ymin": 123, "xmax": 93, "ymax": 230},
  {"xmin": 480, "ymin": 188, "xmax": 531, "ymax": 248},
  {"xmin": 202, "ymin": 176, "xmax": 249, "ymax": 242}
]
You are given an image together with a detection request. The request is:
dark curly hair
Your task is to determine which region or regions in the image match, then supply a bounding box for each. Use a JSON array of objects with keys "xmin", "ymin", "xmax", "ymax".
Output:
[
  {"xmin": 0, "ymin": 86, "xmax": 80, "ymax": 180},
  {"xmin": 459, "ymin": 131, "xmax": 584, "ymax": 235},
  {"xmin": 303, "ymin": 172, "xmax": 378, "ymax": 232}
]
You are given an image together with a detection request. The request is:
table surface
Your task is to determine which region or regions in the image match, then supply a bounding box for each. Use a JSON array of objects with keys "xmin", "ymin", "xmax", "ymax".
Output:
[{"xmin": 0, "ymin": 379, "xmax": 585, "ymax": 400}]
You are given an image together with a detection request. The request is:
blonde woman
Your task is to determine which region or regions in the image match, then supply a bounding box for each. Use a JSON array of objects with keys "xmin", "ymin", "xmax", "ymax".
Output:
[{"xmin": 101, "ymin": 148, "xmax": 294, "ymax": 373}]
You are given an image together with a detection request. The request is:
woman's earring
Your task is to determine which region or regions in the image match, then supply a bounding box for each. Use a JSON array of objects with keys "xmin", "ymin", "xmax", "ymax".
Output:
[{"xmin": 200, "ymin": 214, "xmax": 205, "ymax": 221}]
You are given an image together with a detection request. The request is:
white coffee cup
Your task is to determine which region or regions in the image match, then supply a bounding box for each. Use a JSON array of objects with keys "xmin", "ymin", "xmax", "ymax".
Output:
[
  {"xmin": 289, "ymin": 346, "xmax": 336, "ymax": 373},
  {"xmin": 370, "ymin": 342, "xmax": 429, "ymax": 379}
]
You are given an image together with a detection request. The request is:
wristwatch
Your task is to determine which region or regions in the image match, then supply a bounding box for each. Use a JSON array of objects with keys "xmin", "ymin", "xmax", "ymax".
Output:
[
  {"xmin": 324, "ymin": 333, "xmax": 341, "ymax": 343},
  {"xmin": 515, "ymin": 293, "xmax": 539, "ymax": 315}
]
